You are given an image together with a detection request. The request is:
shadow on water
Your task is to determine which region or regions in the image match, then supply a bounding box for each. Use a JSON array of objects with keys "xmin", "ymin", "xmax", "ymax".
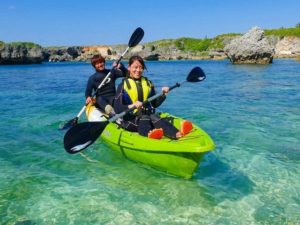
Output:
[
  {"xmin": 14, "ymin": 220, "xmax": 36, "ymax": 225},
  {"xmin": 193, "ymin": 152, "xmax": 255, "ymax": 204},
  {"xmin": 81, "ymin": 145, "xmax": 255, "ymax": 207}
]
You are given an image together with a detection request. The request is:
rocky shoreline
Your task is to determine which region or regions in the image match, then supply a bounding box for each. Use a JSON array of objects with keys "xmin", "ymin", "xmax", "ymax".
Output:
[{"xmin": 1, "ymin": 27, "xmax": 300, "ymax": 65}]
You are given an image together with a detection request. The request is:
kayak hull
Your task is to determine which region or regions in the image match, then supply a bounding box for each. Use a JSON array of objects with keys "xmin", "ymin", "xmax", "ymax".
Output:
[{"xmin": 86, "ymin": 104, "xmax": 215, "ymax": 178}]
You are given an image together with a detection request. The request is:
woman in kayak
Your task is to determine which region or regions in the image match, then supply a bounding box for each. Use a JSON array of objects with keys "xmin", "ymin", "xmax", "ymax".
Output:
[
  {"xmin": 85, "ymin": 54, "xmax": 127, "ymax": 116},
  {"xmin": 114, "ymin": 55, "xmax": 192, "ymax": 139}
]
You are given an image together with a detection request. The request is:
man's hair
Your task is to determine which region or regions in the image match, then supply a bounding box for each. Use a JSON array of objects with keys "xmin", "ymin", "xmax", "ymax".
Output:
[{"xmin": 91, "ymin": 54, "xmax": 105, "ymax": 68}]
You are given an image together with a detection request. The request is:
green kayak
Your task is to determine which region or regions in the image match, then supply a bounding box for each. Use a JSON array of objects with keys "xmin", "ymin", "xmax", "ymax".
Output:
[{"xmin": 86, "ymin": 104, "xmax": 215, "ymax": 179}]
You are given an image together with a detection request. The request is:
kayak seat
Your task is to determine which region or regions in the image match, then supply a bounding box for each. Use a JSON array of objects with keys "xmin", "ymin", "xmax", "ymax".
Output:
[{"xmin": 148, "ymin": 128, "xmax": 164, "ymax": 139}]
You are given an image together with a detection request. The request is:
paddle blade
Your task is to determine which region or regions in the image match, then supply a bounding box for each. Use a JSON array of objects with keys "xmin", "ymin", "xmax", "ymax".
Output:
[
  {"xmin": 187, "ymin": 66, "xmax": 206, "ymax": 82},
  {"xmin": 59, "ymin": 117, "xmax": 78, "ymax": 130},
  {"xmin": 128, "ymin": 27, "xmax": 144, "ymax": 47},
  {"xmin": 63, "ymin": 121, "xmax": 108, "ymax": 154}
]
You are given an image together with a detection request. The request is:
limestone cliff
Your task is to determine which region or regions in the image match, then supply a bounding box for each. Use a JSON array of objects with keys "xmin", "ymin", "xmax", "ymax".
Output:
[
  {"xmin": 0, "ymin": 44, "xmax": 43, "ymax": 64},
  {"xmin": 1, "ymin": 27, "xmax": 300, "ymax": 65},
  {"xmin": 274, "ymin": 36, "xmax": 300, "ymax": 57}
]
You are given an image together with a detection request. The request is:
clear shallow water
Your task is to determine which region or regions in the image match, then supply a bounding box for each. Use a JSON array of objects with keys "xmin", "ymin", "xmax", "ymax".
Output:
[{"xmin": 0, "ymin": 59, "xmax": 299, "ymax": 224}]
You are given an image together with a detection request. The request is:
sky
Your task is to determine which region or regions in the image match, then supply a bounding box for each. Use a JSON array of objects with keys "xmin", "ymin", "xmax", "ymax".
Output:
[{"xmin": 1, "ymin": 0, "xmax": 300, "ymax": 47}]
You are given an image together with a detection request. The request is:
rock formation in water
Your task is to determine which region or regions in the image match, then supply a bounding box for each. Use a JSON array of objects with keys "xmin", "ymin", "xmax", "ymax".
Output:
[{"xmin": 224, "ymin": 26, "xmax": 275, "ymax": 64}]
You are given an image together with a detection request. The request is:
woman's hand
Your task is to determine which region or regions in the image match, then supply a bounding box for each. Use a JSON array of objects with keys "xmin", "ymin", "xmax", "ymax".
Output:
[
  {"xmin": 129, "ymin": 101, "xmax": 143, "ymax": 109},
  {"xmin": 162, "ymin": 86, "xmax": 170, "ymax": 95}
]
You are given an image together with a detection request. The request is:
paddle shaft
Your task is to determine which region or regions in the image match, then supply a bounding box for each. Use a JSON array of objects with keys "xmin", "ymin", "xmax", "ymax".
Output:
[{"xmin": 108, "ymin": 81, "xmax": 184, "ymax": 122}]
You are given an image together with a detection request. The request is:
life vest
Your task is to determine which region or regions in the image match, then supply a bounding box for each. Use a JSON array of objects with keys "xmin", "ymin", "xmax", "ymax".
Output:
[{"xmin": 123, "ymin": 77, "xmax": 153, "ymax": 113}]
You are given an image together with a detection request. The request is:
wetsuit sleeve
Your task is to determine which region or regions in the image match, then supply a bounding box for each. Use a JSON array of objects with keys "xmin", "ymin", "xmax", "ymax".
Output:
[
  {"xmin": 113, "ymin": 84, "xmax": 130, "ymax": 113},
  {"xmin": 112, "ymin": 63, "xmax": 128, "ymax": 79},
  {"xmin": 85, "ymin": 76, "xmax": 94, "ymax": 98}
]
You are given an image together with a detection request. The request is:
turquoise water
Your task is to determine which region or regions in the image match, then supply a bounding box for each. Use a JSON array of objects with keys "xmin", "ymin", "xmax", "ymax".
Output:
[{"xmin": 0, "ymin": 59, "xmax": 300, "ymax": 224}]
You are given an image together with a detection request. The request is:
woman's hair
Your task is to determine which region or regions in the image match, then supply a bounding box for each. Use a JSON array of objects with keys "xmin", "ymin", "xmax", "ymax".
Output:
[
  {"xmin": 128, "ymin": 55, "xmax": 147, "ymax": 70},
  {"xmin": 91, "ymin": 54, "xmax": 105, "ymax": 68}
]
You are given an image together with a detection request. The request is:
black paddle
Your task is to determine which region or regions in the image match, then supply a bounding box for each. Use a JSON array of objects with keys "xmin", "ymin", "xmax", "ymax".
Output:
[
  {"xmin": 59, "ymin": 27, "xmax": 144, "ymax": 130},
  {"xmin": 64, "ymin": 66, "xmax": 206, "ymax": 154}
]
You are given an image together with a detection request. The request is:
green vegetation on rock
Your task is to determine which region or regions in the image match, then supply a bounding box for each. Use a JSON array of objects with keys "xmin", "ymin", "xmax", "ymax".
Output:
[
  {"xmin": 175, "ymin": 38, "xmax": 211, "ymax": 51},
  {"xmin": 145, "ymin": 39, "xmax": 177, "ymax": 48},
  {"xmin": 6, "ymin": 42, "xmax": 42, "ymax": 48},
  {"xmin": 145, "ymin": 33, "xmax": 241, "ymax": 52},
  {"xmin": 210, "ymin": 33, "xmax": 241, "ymax": 48},
  {"xmin": 264, "ymin": 27, "xmax": 300, "ymax": 37}
]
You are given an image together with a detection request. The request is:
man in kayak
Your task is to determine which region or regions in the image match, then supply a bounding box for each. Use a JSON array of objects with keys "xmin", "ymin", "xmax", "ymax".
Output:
[
  {"xmin": 85, "ymin": 54, "xmax": 127, "ymax": 116},
  {"xmin": 114, "ymin": 55, "xmax": 192, "ymax": 139}
]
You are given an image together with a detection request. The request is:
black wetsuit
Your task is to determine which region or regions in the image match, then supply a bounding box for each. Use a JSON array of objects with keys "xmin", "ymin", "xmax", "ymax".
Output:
[
  {"xmin": 85, "ymin": 64, "xmax": 127, "ymax": 112},
  {"xmin": 114, "ymin": 77, "xmax": 179, "ymax": 139}
]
